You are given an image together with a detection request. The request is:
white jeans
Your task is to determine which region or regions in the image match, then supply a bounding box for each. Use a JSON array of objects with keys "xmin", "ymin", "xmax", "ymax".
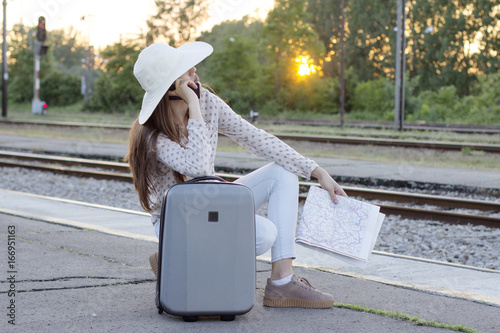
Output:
[
  {"xmin": 234, "ymin": 163, "xmax": 298, "ymax": 262},
  {"xmin": 154, "ymin": 163, "xmax": 298, "ymax": 262}
]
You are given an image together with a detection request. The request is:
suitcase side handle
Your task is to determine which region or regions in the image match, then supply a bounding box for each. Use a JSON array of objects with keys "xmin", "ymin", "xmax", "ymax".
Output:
[{"xmin": 185, "ymin": 176, "xmax": 227, "ymax": 183}]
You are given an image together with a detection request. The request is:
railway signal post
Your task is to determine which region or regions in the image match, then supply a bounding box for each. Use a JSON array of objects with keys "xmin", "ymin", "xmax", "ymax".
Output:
[
  {"xmin": 2, "ymin": 0, "xmax": 7, "ymax": 118},
  {"xmin": 394, "ymin": 0, "xmax": 407, "ymax": 131},
  {"xmin": 32, "ymin": 16, "xmax": 47, "ymax": 115}
]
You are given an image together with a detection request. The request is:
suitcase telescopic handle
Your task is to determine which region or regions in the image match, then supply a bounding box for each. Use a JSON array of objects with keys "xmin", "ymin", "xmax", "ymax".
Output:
[{"xmin": 185, "ymin": 176, "xmax": 227, "ymax": 183}]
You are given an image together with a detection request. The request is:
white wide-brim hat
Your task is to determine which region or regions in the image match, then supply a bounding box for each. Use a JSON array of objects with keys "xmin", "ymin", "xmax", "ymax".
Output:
[{"xmin": 133, "ymin": 42, "xmax": 213, "ymax": 124}]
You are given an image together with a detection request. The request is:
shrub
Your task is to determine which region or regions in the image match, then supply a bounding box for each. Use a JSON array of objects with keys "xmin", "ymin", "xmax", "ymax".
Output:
[
  {"xmin": 412, "ymin": 86, "xmax": 459, "ymax": 122},
  {"xmin": 40, "ymin": 71, "xmax": 81, "ymax": 106},
  {"xmin": 84, "ymin": 73, "xmax": 142, "ymax": 113},
  {"xmin": 352, "ymin": 78, "xmax": 394, "ymax": 118},
  {"xmin": 456, "ymin": 73, "xmax": 500, "ymax": 124},
  {"xmin": 409, "ymin": 73, "xmax": 500, "ymax": 124}
]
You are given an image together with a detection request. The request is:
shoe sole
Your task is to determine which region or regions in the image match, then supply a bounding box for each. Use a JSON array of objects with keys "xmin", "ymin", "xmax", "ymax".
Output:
[
  {"xmin": 263, "ymin": 296, "xmax": 334, "ymax": 309},
  {"xmin": 149, "ymin": 253, "xmax": 158, "ymax": 278}
]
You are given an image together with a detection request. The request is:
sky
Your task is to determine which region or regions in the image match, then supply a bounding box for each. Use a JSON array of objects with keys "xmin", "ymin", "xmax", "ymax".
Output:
[{"xmin": 6, "ymin": 0, "xmax": 275, "ymax": 48}]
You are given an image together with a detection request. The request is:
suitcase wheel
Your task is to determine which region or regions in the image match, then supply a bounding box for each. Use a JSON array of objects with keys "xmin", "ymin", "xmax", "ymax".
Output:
[
  {"xmin": 158, "ymin": 309, "xmax": 163, "ymax": 314},
  {"xmin": 220, "ymin": 315, "xmax": 235, "ymax": 321},
  {"xmin": 183, "ymin": 316, "xmax": 199, "ymax": 322}
]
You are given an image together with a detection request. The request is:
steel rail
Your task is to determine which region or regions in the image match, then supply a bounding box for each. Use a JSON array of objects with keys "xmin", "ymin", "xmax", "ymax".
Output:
[
  {"xmin": 219, "ymin": 174, "xmax": 500, "ymax": 213},
  {"xmin": 2, "ymin": 119, "xmax": 499, "ymax": 153},
  {"xmin": 304, "ymin": 181, "xmax": 500, "ymax": 212},
  {"xmin": 0, "ymin": 159, "xmax": 132, "ymax": 182},
  {"xmin": 271, "ymin": 119, "xmax": 500, "ymax": 135},
  {"xmin": 272, "ymin": 133, "xmax": 500, "ymax": 153},
  {"xmin": 0, "ymin": 151, "xmax": 498, "ymax": 228},
  {"xmin": 0, "ymin": 150, "xmax": 129, "ymax": 172}
]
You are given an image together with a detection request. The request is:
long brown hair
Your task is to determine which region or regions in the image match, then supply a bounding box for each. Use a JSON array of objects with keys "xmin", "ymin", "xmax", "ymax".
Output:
[{"xmin": 125, "ymin": 94, "xmax": 186, "ymax": 212}]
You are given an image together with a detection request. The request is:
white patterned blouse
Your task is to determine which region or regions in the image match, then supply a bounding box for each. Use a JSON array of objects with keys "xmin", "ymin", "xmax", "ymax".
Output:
[{"xmin": 148, "ymin": 88, "xmax": 319, "ymax": 224}]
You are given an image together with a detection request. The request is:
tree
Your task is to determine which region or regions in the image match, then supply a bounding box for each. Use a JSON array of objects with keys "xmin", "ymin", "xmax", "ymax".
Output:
[
  {"xmin": 7, "ymin": 23, "xmax": 81, "ymax": 106},
  {"xmin": 7, "ymin": 24, "xmax": 34, "ymax": 103},
  {"xmin": 146, "ymin": 0, "xmax": 210, "ymax": 46},
  {"xmin": 49, "ymin": 27, "xmax": 95, "ymax": 103},
  {"xmin": 204, "ymin": 35, "xmax": 273, "ymax": 113},
  {"xmin": 408, "ymin": 0, "xmax": 500, "ymax": 96},
  {"xmin": 197, "ymin": 16, "xmax": 273, "ymax": 112},
  {"xmin": 85, "ymin": 42, "xmax": 143, "ymax": 112},
  {"xmin": 263, "ymin": 0, "xmax": 325, "ymax": 95},
  {"xmin": 306, "ymin": 0, "xmax": 343, "ymax": 78},
  {"xmin": 198, "ymin": 16, "xmax": 265, "ymax": 60},
  {"xmin": 49, "ymin": 27, "xmax": 87, "ymax": 75},
  {"xmin": 345, "ymin": 0, "xmax": 396, "ymax": 81},
  {"xmin": 307, "ymin": 0, "xmax": 396, "ymax": 81}
]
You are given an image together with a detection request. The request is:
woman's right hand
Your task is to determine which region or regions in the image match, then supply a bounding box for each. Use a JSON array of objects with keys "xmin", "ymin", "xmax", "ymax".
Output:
[
  {"xmin": 169, "ymin": 79, "xmax": 203, "ymax": 122},
  {"xmin": 169, "ymin": 79, "xmax": 199, "ymax": 106}
]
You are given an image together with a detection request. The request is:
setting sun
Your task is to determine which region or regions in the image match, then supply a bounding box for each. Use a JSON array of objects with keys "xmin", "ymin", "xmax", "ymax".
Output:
[{"xmin": 296, "ymin": 56, "xmax": 317, "ymax": 76}]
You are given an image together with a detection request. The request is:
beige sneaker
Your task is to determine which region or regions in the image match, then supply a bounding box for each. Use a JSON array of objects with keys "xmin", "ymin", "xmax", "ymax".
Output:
[
  {"xmin": 149, "ymin": 252, "xmax": 158, "ymax": 278},
  {"xmin": 263, "ymin": 274, "xmax": 334, "ymax": 308}
]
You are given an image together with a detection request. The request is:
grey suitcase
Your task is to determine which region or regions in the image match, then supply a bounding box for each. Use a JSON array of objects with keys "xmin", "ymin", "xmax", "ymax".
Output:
[{"xmin": 155, "ymin": 176, "xmax": 256, "ymax": 322}]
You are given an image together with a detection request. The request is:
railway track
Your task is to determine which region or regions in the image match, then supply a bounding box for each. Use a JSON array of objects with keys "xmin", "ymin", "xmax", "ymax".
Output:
[
  {"xmin": 2, "ymin": 119, "xmax": 500, "ymax": 153},
  {"xmin": 1, "ymin": 150, "xmax": 498, "ymax": 228},
  {"xmin": 273, "ymin": 133, "xmax": 500, "ymax": 153},
  {"xmin": 4, "ymin": 118, "xmax": 500, "ymax": 134},
  {"xmin": 270, "ymin": 118, "xmax": 500, "ymax": 135}
]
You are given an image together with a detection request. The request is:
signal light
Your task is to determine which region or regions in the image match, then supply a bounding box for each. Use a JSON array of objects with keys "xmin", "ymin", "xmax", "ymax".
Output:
[
  {"xmin": 41, "ymin": 101, "xmax": 48, "ymax": 115},
  {"xmin": 37, "ymin": 16, "xmax": 46, "ymax": 42}
]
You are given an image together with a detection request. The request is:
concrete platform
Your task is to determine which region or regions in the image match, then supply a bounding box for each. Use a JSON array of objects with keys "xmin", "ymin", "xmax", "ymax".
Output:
[{"xmin": 0, "ymin": 188, "xmax": 499, "ymax": 332}]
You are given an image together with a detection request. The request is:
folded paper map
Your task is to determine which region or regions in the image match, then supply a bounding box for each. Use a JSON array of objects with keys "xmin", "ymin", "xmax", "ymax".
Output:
[{"xmin": 296, "ymin": 186, "xmax": 385, "ymax": 268}]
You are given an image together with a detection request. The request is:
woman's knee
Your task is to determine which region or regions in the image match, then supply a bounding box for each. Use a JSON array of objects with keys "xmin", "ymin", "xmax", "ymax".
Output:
[
  {"xmin": 267, "ymin": 163, "xmax": 298, "ymax": 185},
  {"xmin": 255, "ymin": 215, "xmax": 277, "ymax": 256}
]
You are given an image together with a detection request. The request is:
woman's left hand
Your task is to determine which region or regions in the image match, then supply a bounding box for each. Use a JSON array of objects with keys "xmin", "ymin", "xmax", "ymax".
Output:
[{"xmin": 311, "ymin": 167, "xmax": 347, "ymax": 204}]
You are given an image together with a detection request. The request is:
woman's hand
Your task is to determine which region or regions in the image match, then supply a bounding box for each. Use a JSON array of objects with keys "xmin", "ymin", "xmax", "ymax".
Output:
[
  {"xmin": 168, "ymin": 79, "xmax": 203, "ymax": 122},
  {"xmin": 169, "ymin": 79, "xmax": 199, "ymax": 106},
  {"xmin": 311, "ymin": 167, "xmax": 347, "ymax": 204}
]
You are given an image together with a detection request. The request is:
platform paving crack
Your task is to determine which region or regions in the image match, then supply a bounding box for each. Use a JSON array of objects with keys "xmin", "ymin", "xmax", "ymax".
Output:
[
  {"xmin": 16, "ymin": 236, "xmax": 150, "ymax": 269},
  {"xmin": 10, "ymin": 278, "xmax": 156, "ymax": 294}
]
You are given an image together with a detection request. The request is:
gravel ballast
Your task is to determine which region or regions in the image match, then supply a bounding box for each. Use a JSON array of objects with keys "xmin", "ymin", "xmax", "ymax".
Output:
[{"xmin": 1, "ymin": 166, "xmax": 498, "ymax": 270}]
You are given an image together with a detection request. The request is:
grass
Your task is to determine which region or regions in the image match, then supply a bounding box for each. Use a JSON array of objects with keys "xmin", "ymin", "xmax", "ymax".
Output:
[
  {"xmin": 6, "ymin": 102, "xmax": 137, "ymax": 125},
  {"xmin": 0, "ymin": 124, "xmax": 130, "ymax": 144},
  {"xmin": 334, "ymin": 303, "xmax": 477, "ymax": 332}
]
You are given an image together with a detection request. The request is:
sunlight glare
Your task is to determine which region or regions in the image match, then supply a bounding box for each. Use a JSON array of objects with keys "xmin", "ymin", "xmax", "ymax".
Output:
[{"xmin": 296, "ymin": 56, "xmax": 316, "ymax": 76}]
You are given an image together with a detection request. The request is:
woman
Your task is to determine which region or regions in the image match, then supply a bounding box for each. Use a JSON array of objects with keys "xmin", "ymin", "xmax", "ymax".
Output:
[{"xmin": 127, "ymin": 42, "xmax": 347, "ymax": 309}]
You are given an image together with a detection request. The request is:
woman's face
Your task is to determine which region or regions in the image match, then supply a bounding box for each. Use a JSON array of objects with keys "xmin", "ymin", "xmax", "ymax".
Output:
[{"xmin": 177, "ymin": 67, "xmax": 199, "ymax": 83}]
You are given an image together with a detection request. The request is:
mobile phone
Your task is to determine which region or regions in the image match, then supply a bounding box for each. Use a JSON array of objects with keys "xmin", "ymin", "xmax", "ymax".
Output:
[{"xmin": 168, "ymin": 82, "xmax": 200, "ymax": 100}]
